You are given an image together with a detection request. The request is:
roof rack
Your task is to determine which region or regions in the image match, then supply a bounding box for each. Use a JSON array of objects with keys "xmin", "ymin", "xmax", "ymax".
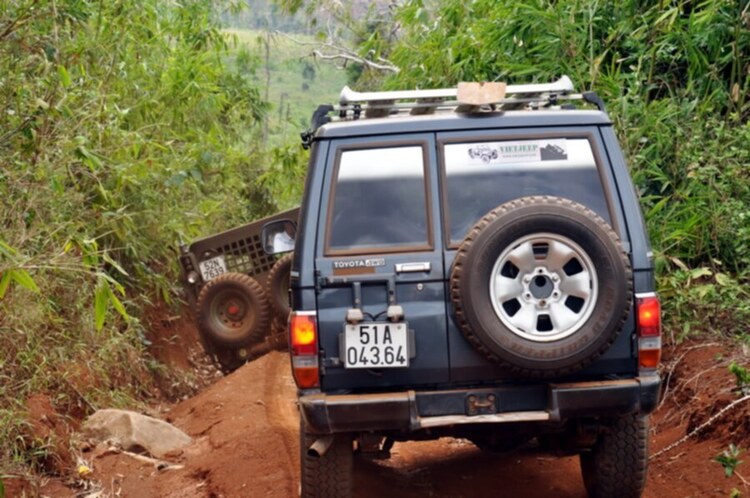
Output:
[{"xmin": 301, "ymin": 76, "xmax": 605, "ymax": 148}]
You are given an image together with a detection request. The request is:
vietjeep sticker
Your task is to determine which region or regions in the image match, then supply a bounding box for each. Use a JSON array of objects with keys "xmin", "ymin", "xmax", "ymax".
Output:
[
  {"xmin": 333, "ymin": 258, "xmax": 386, "ymax": 270},
  {"xmin": 463, "ymin": 139, "xmax": 568, "ymax": 164}
]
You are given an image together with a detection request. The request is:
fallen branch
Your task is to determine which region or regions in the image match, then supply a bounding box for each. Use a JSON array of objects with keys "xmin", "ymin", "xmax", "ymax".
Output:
[
  {"xmin": 311, "ymin": 50, "xmax": 399, "ymax": 73},
  {"xmin": 122, "ymin": 450, "xmax": 184, "ymax": 471},
  {"xmin": 101, "ymin": 446, "xmax": 184, "ymax": 471},
  {"xmin": 735, "ymin": 469, "xmax": 750, "ymax": 488},
  {"xmin": 275, "ymin": 30, "xmax": 399, "ymax": 73},
  {"xmin": 658, "ymin": 342, "xmax": 721, "ymax": 410},
  {"xmin": 650, "ymin": 393, "xmax": 750, "ymax": 460}
]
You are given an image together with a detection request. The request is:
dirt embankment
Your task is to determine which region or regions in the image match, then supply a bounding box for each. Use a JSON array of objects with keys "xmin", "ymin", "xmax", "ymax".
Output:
[{"xmin": 9, "ymin": 336, "xmax": 750, "ymax": 497}]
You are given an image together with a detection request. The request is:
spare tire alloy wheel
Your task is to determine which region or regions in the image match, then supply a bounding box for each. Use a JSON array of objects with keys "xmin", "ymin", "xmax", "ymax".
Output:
[
  {"xmin": 196, "ymin": 272, "xmax": 271, "ymax": 348},
  {"xmin": 490, "ymin": 233, "xmax": 598, "ymax": 343},
  {"xmin": 450, "ymin": 196, "xmax": 632, "ymax": 377}
]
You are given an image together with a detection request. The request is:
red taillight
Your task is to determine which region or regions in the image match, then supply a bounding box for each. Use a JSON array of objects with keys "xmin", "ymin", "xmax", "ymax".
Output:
[
  {"xmin": 637, "ymin": 296, "xmax": 661, "ymax": 336},
  {"xmin": 636, "ymin": 293, "xmax": 661, "ymax": 369},
  {"xmin": 289, "ymin": 311, "xmax": 319, "ymax": 388}
]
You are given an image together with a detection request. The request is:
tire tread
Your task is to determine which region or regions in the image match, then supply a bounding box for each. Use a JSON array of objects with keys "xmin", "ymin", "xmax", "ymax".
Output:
[
  {"xmin": 266, "ymin": 253, "xmax": 294, "ymax": 321},
  {"xmin": 300, "ymin": 425, "xmax": 353, "ymax": 498},
  {"xmin": 580, "ymin": 415, "xmax": 649, "ymax": 498},
  {"xmin": 449, "ymin": 195, "xmax": 633, "ymax": 377}
]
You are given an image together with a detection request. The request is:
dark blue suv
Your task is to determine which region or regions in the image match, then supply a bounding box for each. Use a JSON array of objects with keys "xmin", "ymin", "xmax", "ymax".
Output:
[{"xmin": 263, "ymin": 77, "xmax": 661, "ymax": 498}]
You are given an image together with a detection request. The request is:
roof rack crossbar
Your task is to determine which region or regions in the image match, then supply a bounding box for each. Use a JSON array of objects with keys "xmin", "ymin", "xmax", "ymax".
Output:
[
  {"xmin": 302, "ymin": 77, "xmax": 606, "ymax": 148},
  {"xmin": 332, "ymin": 93, "xmax": 588, "ymax": 116},
  {"xmin": 339, "ymin": 76, "xmax": 574, "ymax": 107}
]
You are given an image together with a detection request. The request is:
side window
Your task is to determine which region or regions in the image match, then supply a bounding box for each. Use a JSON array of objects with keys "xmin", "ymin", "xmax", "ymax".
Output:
[
  {"xmin": 326, "ymin": 145, "xmax": 431, "ymax": 254},
  {"xmin": 442, "ymin": 138, "xmax": 611, "ymax": 245}
]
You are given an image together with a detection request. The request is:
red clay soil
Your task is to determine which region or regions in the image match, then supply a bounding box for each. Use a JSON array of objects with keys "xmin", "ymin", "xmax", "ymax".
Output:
[{"xmin": 14, "ymin": 336, "xmax": 750, "ymax": 498}]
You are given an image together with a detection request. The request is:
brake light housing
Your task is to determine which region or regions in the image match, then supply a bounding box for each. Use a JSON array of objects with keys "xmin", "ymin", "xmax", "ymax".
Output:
[
  {"xmin": 636, "ymin": 293, "xmax": 661, "ymax": 369},
  {"xmin": 289, "ymin": 311, "xmax": 320, "ymax": 388}
]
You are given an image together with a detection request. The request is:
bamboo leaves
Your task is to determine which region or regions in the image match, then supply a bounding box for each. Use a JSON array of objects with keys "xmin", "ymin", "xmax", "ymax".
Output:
[
  {"xmin": 94, "ymin": 276, "xmax": 128, "ymax": 332},
  {"xmin": 57, "ymin": 65, "xmax": 71, "ymax": 88},
  {"xmin": 1, "ymin": 236, "xmax": 130, "ymax": 330},
  {"xmin": 0, "ymin": 239, "xmax": 39, "ymax": 298},
  {"xmin": 0, "ymin": 267, "xmax": 39, "ymax": 298}
]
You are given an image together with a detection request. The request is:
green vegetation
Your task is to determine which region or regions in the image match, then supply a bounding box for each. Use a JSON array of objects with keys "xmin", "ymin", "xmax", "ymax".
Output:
[
  {"xmin": 715, "ymin": 443, "xmax": 744, "ymax": 478},
  {"xmin": 0, "ymin": 0, "xmax": 272, "ymax": 475},
  {"xmin": 729, "ymin": 362, "xmax": 750, "ymax": 395},
  {"xmin": 219, "ymin": 27, "xmax": 347, "ymax": 208},
  {"xmin": 224, "ymin": 28, "xmax": 347, "ymax": 146}
]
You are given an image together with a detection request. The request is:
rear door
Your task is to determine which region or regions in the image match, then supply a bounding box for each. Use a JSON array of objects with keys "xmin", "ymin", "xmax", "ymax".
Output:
[
  {"xmin": 437, "ymin": 128, "xmax": 635, "ymax": 382},
  {"xmin": 314, "ymin": 134, "xmax": 449, "ymax": 391}
]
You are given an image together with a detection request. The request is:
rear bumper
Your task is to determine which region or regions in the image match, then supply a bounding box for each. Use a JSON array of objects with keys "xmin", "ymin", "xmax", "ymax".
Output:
[{"xmin": 299, "ymin": 374, "xmax": 661, "ymax": 434}]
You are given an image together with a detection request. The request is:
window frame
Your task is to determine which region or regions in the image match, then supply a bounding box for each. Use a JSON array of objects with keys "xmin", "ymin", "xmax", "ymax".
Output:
[
  {"xmin": 323, "ymin": 139, "xmax": 435, "ymax": 257},
  {"xmin": 437, "ymin": 131, "xmax": 620, "ymax": 250}
]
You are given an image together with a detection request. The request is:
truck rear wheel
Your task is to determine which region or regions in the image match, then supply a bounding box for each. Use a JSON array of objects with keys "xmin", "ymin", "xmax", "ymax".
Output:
[
  {"xmin": 300, "ymin": 422, "xmax": 353, "ymax": 498},
  {"xmin": 580, "ymin": 414, "xmax": 649, "ymax": 498}
]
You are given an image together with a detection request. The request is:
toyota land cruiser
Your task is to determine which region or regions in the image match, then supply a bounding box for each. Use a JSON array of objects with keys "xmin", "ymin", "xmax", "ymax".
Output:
[{"xmin": 262, "ymin": 76, "xmax": 661, "ymax": 498}]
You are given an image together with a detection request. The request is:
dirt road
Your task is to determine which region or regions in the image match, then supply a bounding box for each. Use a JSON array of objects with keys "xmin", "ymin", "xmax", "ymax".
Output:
[
  {"xmin": 92, "ymin": 352, "xmax": 591, "ymax": 498},
  {"xmin": 85, "ymin": 343, "xmax": 750, "ymax": 498}
]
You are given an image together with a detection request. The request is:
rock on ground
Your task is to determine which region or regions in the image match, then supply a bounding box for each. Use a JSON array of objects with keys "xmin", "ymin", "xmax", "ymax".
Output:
[{"xmin": 83, "ymin": 409, "xmax": 192, "ymax": 458}]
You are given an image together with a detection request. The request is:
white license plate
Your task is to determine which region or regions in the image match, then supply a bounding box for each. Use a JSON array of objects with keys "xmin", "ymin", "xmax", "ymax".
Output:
[
  {"xmin": 199, "ymin": 255, "xmax": 227, "ymax": 281},
  {"xmin": 344, "ymin": 322, "xmax": 409, "ymax": 369}
]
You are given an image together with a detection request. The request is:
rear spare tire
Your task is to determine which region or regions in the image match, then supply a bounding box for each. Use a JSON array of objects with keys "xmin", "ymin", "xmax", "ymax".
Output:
[
  {"xmin": 450, "ymin": 196, "xmax": 631, "ymax": 377},
  {"xmin": 196, "ymin": 272, "xmax": 270, "ymax": 348}
]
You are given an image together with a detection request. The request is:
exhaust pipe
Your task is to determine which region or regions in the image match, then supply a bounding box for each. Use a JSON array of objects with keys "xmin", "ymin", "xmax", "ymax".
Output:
[{"xmin": 307, "ymin": 436, "xmax": 334, "ymax": 458}]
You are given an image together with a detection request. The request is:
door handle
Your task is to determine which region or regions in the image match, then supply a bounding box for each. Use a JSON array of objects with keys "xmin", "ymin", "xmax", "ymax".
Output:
[{"xmin": 395, "ymin": 262, "xmax": 431, "ymax": 274}]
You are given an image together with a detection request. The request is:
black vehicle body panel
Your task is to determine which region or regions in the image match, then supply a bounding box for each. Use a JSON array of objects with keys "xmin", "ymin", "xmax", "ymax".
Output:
[{"xmin": 290, "ymin": 107, "xmax": 657, "ymax": 419}]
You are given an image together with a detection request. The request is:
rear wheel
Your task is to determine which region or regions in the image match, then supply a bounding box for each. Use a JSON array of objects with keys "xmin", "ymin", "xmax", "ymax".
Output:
[
  {"xmin": 580, "ymin": 415, "xmax": 649, "ymax": 498},
  {"xmin": 196, "ymin": 272, "xmax": 270, "ymax": 348},
  {"xmin": 267, "ymin": 253, "xmax": 293, "ymax": 321},
  {"xmin": 300, "ymin": 421, "xmax": 353, "ymax": 498}
]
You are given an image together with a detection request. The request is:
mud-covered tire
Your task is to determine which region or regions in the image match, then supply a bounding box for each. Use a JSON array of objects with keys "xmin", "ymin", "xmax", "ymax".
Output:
[
  {"xmin": 450, "ymin": 196, "xmax": 632, "ymax": 377},
  {"xmin": 196, "ymin": 272, "xmax": 270, "ymax": 348},
  {"xmin": 580, "ymin": 415, "xmax": 649, "ymax": 498},
  {"xmin": 300, "ymin": 422, "xmax": 353, "ymax": 498},
  {"xmin": 267, "ymin": 253, "xmax": 293, "ymax": 321}
]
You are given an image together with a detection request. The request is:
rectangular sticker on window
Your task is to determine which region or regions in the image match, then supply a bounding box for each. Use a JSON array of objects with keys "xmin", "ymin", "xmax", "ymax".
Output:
[{"xmin": 460, "ymin": 139, "xmax": 568, "ymax": 165}]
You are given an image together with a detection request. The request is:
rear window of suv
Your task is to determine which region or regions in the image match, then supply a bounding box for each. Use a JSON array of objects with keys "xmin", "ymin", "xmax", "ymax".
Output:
[
  {"xmin": 441, "ymin": 137, "xmax": 611, "ymax": 245},
  {"xmin": 326, "ymin": 145, "xmax": 432, "ymax": 254}
]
